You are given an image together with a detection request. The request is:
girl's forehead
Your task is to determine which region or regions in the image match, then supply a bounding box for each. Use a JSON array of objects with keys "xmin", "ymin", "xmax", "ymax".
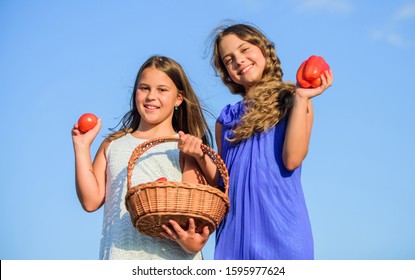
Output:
[
  {"xmin": 220, "ymin": 34, "xmax": 246, "ymax": 45},
  {"xmin": 139, "ymin": 67, "xmax": 175, "ymax": 86},
  {"xmin": 219, "ymin": 34, "xmax": 250, "ymax": 54}
]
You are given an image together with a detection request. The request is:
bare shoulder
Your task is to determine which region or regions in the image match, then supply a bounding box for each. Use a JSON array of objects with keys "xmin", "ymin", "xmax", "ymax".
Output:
[{"xmin": 97, "ymin": 137, "xmax": 112, "ymax": 158}]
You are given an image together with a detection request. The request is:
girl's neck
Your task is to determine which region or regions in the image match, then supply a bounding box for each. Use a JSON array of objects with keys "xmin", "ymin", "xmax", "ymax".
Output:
[{"xmin": 131, "ymin": 125, "xmax": 176, "ymax": 140}]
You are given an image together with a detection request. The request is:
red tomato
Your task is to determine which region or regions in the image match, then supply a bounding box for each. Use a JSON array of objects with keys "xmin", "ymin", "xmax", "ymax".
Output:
[
  {"xmin": 296, "ymin": 55, "xmax": 330, "ymax": 88},
  {"xmin": 78, "ymin": 113, "xmax": 98, "ymax": 133},
  {"xmin": 156, "ymin": 177, "xmax": 168, "ymax": 182}
]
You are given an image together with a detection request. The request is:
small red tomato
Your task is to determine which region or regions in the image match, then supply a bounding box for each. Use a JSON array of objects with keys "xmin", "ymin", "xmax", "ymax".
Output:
[
  {"xmin": 78, "ymin": 113, "xmax": 98, "ymax": 133},
  {"xmin": 296, "ymin": 55, "xmax": 330, "ymax": 88},
  {"xmin": 156, "ymin": 177, "xmax": 168, "ymax": 182}
]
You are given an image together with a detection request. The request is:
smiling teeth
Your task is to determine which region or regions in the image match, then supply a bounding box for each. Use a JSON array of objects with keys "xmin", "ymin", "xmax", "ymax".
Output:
[
  {"xmin": 146, "ymin": 106, "xmax": 157, "ymax": 109},
  {"xmin": 240, "ymin": 65, "xmax": 253, "ymax": 74}
]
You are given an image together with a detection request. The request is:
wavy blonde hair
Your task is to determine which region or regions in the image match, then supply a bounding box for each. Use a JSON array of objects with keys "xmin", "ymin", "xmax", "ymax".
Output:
[
  {"xmin": 211, "ymin": 23, "xmax": 295, "ymax": 143},
  {"xmin": 108, "ymin": 56, "xmax": 213, "ymax": 147}
]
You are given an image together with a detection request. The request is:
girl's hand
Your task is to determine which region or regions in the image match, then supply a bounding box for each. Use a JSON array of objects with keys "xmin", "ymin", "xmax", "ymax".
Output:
[
  {"xmin": 71, "ymin": 118, "xmax": 102, "ymax": 149},
  {"xmin": 177, "ymin": 131, "xmax": 204, "ymax": 160},
  {"xmin": 295, "ymin": 69, "xmax": 333, "ymax": 99},
  {"xmin": 160, "ymin": 218, "xmax": 210, "ymax": 254}
]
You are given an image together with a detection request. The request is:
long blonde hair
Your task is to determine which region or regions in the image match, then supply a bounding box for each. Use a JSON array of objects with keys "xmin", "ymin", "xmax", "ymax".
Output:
[
  {"xmin": 211, "ymin": 23, "xmax": 295, "ymax": 143},
  {"xmin": 108, "ymin": 55, "xmax": 213, "ymax": 147}
]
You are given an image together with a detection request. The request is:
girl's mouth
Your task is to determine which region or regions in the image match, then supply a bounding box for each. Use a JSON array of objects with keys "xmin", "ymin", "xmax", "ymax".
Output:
[
  {"xmin": 239, "ymin": 64, "xmax": 253, "ymax": 75},
  {"xmin": 144, "ymin": 105, "xmax": 159, "ymax": 110}
]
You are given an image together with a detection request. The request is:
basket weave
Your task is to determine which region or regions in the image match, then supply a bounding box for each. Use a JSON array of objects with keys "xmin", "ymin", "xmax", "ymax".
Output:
[{"xmin": 125, "ymin": 137, "xmax": 230, "ymax": 238}]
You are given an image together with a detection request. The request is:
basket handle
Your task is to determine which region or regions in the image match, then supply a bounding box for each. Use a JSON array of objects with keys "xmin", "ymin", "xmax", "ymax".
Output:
[{"xmin": 126, "ymin": 136, "xmax": 229, "ymax": 196}]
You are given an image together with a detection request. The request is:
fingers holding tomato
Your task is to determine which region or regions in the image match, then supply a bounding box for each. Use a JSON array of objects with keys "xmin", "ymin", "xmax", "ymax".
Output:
[
  {"xmin": 320, "ymin": 69, "xmax": 333, "ymax": 89},
  {"xmin": 72, "ymin": 113, "xmax": 102, "ymax": 147},
  {"xmin": 78, "ymin": 113, "xmax": 98, "ymax": 133},
  {"xmin": 296, "ymin": 55, "xmax": 331, "ymax": 89},
  {"xmin": 295, "ymin": 70, "xmax": 333, "ymax": 99},
  {"xmin": 295, "ymin": 54, "xmax": 333, "ymax": 99}
]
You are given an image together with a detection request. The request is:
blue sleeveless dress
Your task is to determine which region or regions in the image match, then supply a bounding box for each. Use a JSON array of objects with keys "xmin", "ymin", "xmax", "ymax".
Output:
[{"xmin": 214, "ymin": 101, "xmax": 314, "ymax": 260}]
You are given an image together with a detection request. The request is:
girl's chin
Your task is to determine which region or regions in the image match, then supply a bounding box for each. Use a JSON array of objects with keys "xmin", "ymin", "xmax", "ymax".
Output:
[{"xmin": 239, "ymin": 79, "xmax": 256, "ymax": 88}]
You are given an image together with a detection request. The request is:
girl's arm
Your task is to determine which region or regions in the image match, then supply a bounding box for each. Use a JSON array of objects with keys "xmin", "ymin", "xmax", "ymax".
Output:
[
  {"xmin": 72, "ymin": 119, "xmax": 107, "ymax": 212},
  {"xmin": 178, "ymin": 131, "xmax": 219, "ymax": 186},
  {"xmin": 161, "ymin": 152, "xmax": 211, "ymax": 253},
  {"xmin": 282, "ymin": 96, "xmax": 313, "ymax": 170},
  {"xmin": 282, "ymin": 70, "xmax": 333, "ymax": 170},
  {"xmin": 162, "ymin": 125, "xmax": 225, "ymax": 253},
  {"xmin": 215, "ymin": 122, "xmax": 223, "ymax": 156}
]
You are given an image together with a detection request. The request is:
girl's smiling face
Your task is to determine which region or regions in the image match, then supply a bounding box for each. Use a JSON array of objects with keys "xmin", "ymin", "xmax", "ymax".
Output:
[
  {"xmin": 219, "ymin": 34, "xmax": 266, "ymax": 90},
  {"xmin": 136, "ymin": 67, "xmax": 182, "ymax": 130}
]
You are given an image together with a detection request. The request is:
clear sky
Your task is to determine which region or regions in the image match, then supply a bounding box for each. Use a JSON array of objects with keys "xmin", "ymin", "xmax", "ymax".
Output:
[{"xmin": 1, "ymin": 0, "xmax": 414, "ymax": 260}]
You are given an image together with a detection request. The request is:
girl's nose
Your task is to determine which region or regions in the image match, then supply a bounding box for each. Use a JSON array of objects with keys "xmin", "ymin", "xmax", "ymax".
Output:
[
  {"xmin": 145, "ymin": 89, "xmax": 157, "ymax": 100},
  {"xmin": 235, "ymin": 53, "xmax": 245, "ymax": 65}
]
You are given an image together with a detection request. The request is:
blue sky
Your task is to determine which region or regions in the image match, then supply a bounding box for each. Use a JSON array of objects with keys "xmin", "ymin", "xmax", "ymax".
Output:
[{"xmin": 1, "ymin": 0, "xmax": 414, "ymax": 260}]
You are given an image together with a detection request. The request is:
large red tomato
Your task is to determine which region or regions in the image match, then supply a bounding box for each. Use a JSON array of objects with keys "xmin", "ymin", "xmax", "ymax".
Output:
[
  {"xmin": 296, "ymin": 55, "xmax": 330, "ymax": 88},
  {"xmin": 78, "ymin": 113, "xmax": 98, "ymax": 133}
]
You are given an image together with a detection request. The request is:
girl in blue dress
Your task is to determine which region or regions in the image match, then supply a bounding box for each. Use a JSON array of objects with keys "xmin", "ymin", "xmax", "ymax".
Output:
[{"xmin": 209, "ymin": 23, "xmax": 333, "ymax": 259}]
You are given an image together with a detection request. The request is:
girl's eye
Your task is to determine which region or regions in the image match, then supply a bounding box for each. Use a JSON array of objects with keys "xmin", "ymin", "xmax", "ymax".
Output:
[
  {"xmin": 138, "ymin": 86, "xmax": 149, "ymax": 92},
  {"xmin": 224, "ymin": 58, "xmax": 232, "ymax": 65},
  {"xmin": 158, "ymin": 88, "xmax": 168, "ymax": 92},
  {"xmin": 242, "ymin": 48, "xmax": 249, "ymax": 52}
]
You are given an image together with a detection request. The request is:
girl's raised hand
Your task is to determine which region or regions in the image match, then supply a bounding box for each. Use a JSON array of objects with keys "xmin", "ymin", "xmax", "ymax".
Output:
[
  {"xmin": 71, "ymin": 118, "xmax": 102, "ymax": 149},
  {"xmin": 177, "ymin": 131, "xmax": 204, "ymax": 160},
  {"xmin": 295, "ymin": 69, "xmax": 333, "ymax": 99},
  {"xmin": 160, "ymin": 218, "xmax": 210, "ymax": 254}
]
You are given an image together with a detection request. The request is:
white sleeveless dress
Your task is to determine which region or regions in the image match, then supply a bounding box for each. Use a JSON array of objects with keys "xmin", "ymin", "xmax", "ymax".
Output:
[{"xmin": 99, "ymin": 133, "xmax": 202, "ymax": 260}]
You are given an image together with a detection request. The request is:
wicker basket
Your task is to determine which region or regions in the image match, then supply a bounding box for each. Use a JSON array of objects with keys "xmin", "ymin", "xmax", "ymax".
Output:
[{"xmin": 125, "ymin": 137, "xmax": 230, "ymax": 238}]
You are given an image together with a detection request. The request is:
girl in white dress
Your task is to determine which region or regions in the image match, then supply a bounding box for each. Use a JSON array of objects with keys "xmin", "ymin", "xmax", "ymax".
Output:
[{"xmin": 71, "ymin": 56, "xmax": 218, "ymax": 260}]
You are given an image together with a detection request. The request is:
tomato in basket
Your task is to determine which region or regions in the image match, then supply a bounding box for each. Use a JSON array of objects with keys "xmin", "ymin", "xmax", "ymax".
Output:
[{"xmin": 156, "ymin": 177, "xmax": 168, "ymax": 182}]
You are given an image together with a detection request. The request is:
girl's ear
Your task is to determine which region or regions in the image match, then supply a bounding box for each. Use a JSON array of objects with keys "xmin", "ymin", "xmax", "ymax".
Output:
[{"xmin": 175, "ymin": 91, "xmax": 184, "ymax": 107}]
